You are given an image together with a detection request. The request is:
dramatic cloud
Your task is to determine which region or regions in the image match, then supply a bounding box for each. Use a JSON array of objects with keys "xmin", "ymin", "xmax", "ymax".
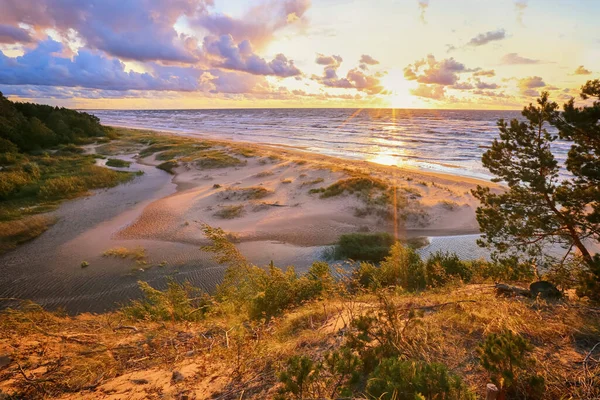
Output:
[
  {"xmin": 518, "ymin": 76, "xmax": 546, "ymax": 96},
  {"xmin": 418, "ymin": 0, "xmax": 429, "ymax": 24},
  {"xmin": 473, "ymin": 69, "xmax": 496, "ymax": 77},
  {"xmin": 410, "ymin": 84, "xmax": 445, "ymax": 100},
  {"xmin": 0, "ymin": 39, "xmax": 204, "ymax": 91},
  {"xmin": 500, "ymin": 53, "xmax": 541, "ymax": 65},
  {"xmin": 203, "ymin": 35, "xmax": 301, "ymax": 77},
  {"xmin": 0, "ymin": 0, "xmax": 211, "ymax": 63},
  {"xmin": 574, "ymin": 65, "xmax": 592, "ymax": 75},
  {"xmin": 315, "ymin": 54, "xmax": 342, "ymax": 66},
  {"xmin": 191, "ymin": 0, "xmax": 310, "ymax": 49},
  {"xmin": 404, "ymin": 55, "xmax": 471, "ymax": 86},
  {"xmin": 0, "ymin": 24, "xmax": 33, "ymax": 44},
  {"xmin": 467, "ymin": 29, "xmax": 506, "ymax": 47}
]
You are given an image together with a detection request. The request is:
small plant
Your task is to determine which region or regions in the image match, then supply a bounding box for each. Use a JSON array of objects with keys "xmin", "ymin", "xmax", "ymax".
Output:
[
  {"xmin": 213, "ymin": 183, "xmax": 221, "ymax": 189},
  {"xmin": 277, "ymin": 355, "xmax": 320, "ymax": 400},
  {"xmin": 478, "ymin": 331, "xmax": 545, "ymax": 398},
  {"xmin": 281, "ymin": 178, "xmax": 293, "ymax": 184},
  {"xmin": 213, "ymin": 205, "xmax": 245, "ymax": 219},
  {"xmin": 254, "ymin": 170, "xmax": 274, "ymax": 178},
  {"xmin": 80, "ymin": 261, "xmax": 89, "ymax": 268},
  {"xmin": 299, "ymin": 177, "xmax": 324, "ymax": 187}
]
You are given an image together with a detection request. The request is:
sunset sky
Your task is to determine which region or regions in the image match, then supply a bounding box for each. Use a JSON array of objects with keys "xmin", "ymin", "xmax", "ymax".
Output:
[{"xmin": 0, "ymin": 0, "xmax": 598, "ymax": 109}]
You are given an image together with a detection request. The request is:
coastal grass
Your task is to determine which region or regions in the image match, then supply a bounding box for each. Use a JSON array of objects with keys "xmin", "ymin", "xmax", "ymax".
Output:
[
  {"xmin": 309, "ymin": 176, "xmax": 388, "ymax": 199},
  {"xmin": 105, "ymin": 158, "xmax": 131, "ymax": 168},
  {"xmin": 156, "ymin": 160, "xmax": 178, "ymax": 174},
  {"xmin": 0, "ymin": 214, "xmax": 57, "ymax": 255},
  {"xmin": 222, "ymin": 186, "xmax": 273, "ymax": 200},
  {"xmin": 0, "ymin": 152, "xmax": 138, "ymax": 227},
  {"xmin": 213, "ymin": 204, "xmax": 245, "ymax": 219}
]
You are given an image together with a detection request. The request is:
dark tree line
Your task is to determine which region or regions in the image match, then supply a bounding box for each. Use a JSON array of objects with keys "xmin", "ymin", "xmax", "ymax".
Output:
[{"xmin": 0, "ymin": 92, "xmax": 107, "ymax": 153}]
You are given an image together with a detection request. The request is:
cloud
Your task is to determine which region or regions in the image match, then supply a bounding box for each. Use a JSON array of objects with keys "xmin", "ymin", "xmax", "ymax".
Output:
[
  {"xmin": 473, "ymin": 69, "xmax": 496, "ymax": 77},
  {"xmin": 312, "ymin": 56, "xmax": 384, "ymax": 95},
  {"xmin": 418, "ymin": 0, "xmax": 429, "ymax": 24},
  {"xmin": 0, "ymin": 24, "xmax": 33, "ymax": 44},
  {"xmin": 203, "ymin": 34, "xmax": 301, "ymax": 77},
  {"xmin": 315, "ymin": 54, "xmax": 342, "ymax": 66},
  {"xmin": 475, "ymin": 80, "xmax": 499, "ymax": 89},
  {"xmin": 500, "ymin": 53, "xmax": 541, "ymax": 65},
  {"xmin": 451, "ymin": 82, "xmax": 474, "ymax": 90},
  {"xmin": 360, "ymin": 54, "xmax": 379, "ymax": 65},
  {"xmin": 404, "ymin": 54, "xmax": 471, "ymax": 86},
  {"xmin": 410, "ymin": 84, "xmax": 445, "ymax": 100},
  {"xmin": 574, "ymin": 65, "xmax": 592, "ymax": 75},
  {"xmin": 191, "ymin": 0, "xmax": 310, "ymax": 49},
  {"xmin": 0, "ymin": 0, "xmax": 211, "ymax": 63},
  {"xmin": 517, "ymin": 76, "xmax": 546, "ymax": 96},
  {"xmin": 0, "ymin": 39, "xmax": 205, "ymax": 91},
  {"xmin": 467, "ymin": 29, "xmax": 506, "ymax": 47}
]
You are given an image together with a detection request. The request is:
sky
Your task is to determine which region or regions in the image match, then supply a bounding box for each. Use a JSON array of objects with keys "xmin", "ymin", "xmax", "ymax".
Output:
[{"xmin": 0, "ymin": 0, "xmax": 598, "ymax": 109}]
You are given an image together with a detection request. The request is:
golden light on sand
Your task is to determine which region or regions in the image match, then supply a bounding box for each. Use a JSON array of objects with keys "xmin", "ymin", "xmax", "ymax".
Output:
[{"xmin": 380, "ymin": 69, "xmax": 417, "ymax": 108}]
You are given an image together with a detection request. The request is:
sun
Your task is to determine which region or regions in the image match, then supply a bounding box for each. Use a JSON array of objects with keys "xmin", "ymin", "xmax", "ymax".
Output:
[{"xmin": 380, "ymin": 69, "xmax": 418, "ymax": 108}]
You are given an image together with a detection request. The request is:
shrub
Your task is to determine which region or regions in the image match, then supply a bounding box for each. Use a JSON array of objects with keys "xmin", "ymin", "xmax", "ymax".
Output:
[
  {"xmin": 122, "ymin": 281, "xmax": 212, "ymax": 322},
  {"xmin": 277, "ymin": 355, "xmax": 320, "ymax": 400},
  {"xmin": 0, "ymin": 170, "xmax": 32, "ymax": 199},
  {"xmin": 379, "ymin": 242, "xmax": 426, "ymax": 290},
  {"xmin": 478, "ymin": 331, "xmax": 545, "ymax": 398},
  {"xmin": 337, "ymin": 232, "xmax": 395, "ymax": 262},
  {"xmin": 366, "ymin": 358, "xmax": 475, "ymax": 400},
  {"xmin": 425, "ymin": 251, "xmax": 473, "ymax": 287}
]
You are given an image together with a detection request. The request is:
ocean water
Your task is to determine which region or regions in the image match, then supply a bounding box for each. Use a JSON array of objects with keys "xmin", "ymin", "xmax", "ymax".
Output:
[{"xmin": 90, "ymin": 108, "xmax": 570, "ymax": 180}]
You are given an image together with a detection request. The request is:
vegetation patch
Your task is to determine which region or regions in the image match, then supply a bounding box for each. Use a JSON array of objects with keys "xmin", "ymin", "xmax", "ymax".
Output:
[
  {"xmin": 309, "ymin": 176, "xmax": 388, "ymax": 199},
  {"xmin": 336, "ymin": 232, "xmax": 395, "ymax": 262},
  {"xmin": 0, "ymin": 214, "xmax": 57, "ymax": 255},
  {"xmin": 213, "ymin": 205, "xmax": 245, "ymax": 219},
  {"xmin": 191, "ymin": 150, "xmax": 244, "ymax": 169},
  {"xmin": 105, "ymin": 158, "xmax": 131, "ymax": 168},
  {"xmin": 299, "ymin": 177, "xmax": 324, "ymax": 187},
  {"xmin": 222, "ymin": 186, "xmax": 273, "ymax": 200},
  {"xmin": 156, "ymin": 160, "xmax": 178, "ymax": 174}
]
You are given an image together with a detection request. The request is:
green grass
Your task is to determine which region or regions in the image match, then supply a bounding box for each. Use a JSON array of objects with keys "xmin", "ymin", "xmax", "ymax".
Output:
[
  {"xmin": 213, "ymin": 205, "xmax": 245, "ymax": 219},
  {"xmin": 0, "ymin": 153, "xmax": 137, "ymax": 222},
  {"xmin": 105, "ymin": 158, "xmax": 131, "ymax": 168},
  {"xmin": 190, "ymin": 150, "xmax": 244, "ymax": 169}
]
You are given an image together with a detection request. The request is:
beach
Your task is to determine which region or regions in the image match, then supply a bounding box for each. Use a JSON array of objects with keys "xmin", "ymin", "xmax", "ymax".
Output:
[{"xmin": 0, "ymin": 127, "xmax": 496, "ymax": 312}]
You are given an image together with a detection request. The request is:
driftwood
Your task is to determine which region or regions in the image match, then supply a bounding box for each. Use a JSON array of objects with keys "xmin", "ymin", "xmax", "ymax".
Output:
[
  {"xmin": 486, "ymin": 383, "xmax": 499, "ymax": 400},
  {"xmin": 494, "ymin": 283, "xmax": 531, "ymax": 297}
]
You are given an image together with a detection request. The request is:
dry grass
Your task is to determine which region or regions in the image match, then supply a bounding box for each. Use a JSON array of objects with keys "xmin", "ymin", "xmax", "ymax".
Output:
[
  {"xmin": 221, "ymin": 186, "xmax": 273, "ymax": 201},
  {"xmin": 0, "ymin": 215, "xmax": 57, "ymax": 255},
  {"xmin": 0, "ymin": 286, "xmax": 597, "ymax": 399},
  {"xmin": 213, "ymin": 205, "xmax": 245, "ymax": 219}
]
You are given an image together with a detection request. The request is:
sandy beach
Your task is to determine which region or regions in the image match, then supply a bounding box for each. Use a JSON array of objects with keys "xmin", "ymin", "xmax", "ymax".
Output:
[{"xmin": 0, "ymin": 128, "xmax": 497, "ymax": 312}]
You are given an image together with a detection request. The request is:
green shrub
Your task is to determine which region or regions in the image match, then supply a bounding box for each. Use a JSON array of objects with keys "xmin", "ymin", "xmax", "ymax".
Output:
[
  {"xmin": 425, "ymin": 251, "xmax": 473, "ymax": 287},
  {"xmin": 122, "ymin": 281, "xmax": 212, "ymax": 322},
  {"xmin": 337, "ymin": 232, "xmax": 395, "ymax": 262},
  {"xmin": 366, "ymin": 358, "xmax": 475, "ymax": 400},
  {"xmin": 479, "ymin": 331, "xmax": 545, "ymax": 398},
  {"xmin": 277, "ymin": 355, "xmax": 320, "ymax": 400},
  {"xmin": 0, "ymin": 170, "xmax": 32, "ymax": 198}
]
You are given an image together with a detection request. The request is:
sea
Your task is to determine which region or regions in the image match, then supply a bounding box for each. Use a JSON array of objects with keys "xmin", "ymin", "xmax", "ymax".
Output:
[{"xmin": 88, "ymin": 108, "xmax": 570, "ymax": 181}]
